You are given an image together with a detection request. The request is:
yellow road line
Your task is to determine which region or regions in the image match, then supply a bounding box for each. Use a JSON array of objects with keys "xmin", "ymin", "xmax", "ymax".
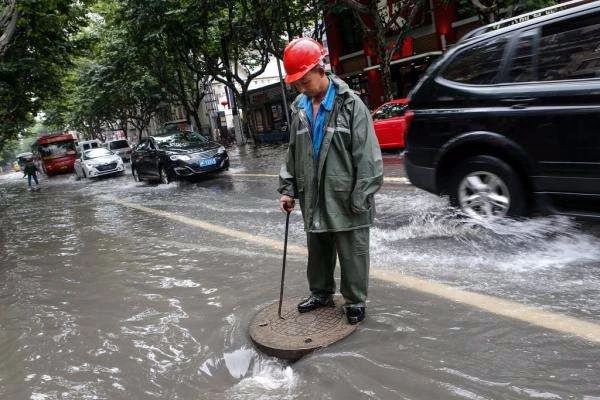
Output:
[
  {"xmin": 112, "ymin": 198, "xmax": 600, "ymax": 344},
  {"xmin": 229, "ymin": 173, "xmax": 410, "ymax": 184},
  {"xmin": 229, "ymin": 173, "xmax": 279, "ymax": 178},
  {"xmin": 114, "ymin": 199, "xmax": 308, "ymax": 256},
  {"xmin": 370, "ymin": 270, "xmax": 600, "ymax": 344}
]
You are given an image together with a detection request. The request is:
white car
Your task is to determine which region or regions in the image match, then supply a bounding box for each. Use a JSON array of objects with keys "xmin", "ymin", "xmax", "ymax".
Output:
[{"xmin": 74, "ymin": 148, "xmax": 125, "ymax": 179}]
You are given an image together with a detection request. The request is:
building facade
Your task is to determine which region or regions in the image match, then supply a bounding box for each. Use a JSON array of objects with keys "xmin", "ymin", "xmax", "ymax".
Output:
[{"xmin": 325, "ymin": 0, "xmax": 480, "ymax": 109}]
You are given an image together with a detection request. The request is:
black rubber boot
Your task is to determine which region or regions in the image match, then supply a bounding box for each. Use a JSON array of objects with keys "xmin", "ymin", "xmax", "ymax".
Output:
[
  {"xmin": 345, "ymin": 306, "xmax": 365, "ymax": 325},
  {"xmin": 297, "ymin": 295, "xmax": 334, "ymax": 313}
]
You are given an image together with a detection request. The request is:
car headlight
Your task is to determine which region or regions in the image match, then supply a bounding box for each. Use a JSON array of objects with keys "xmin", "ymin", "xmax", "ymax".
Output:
[
  {"xmin": 217, "ymin": 146, "xmax": 226, "ymax": 154},
  {"xmin": 85, "ymin": 163, "xmax": 94, "ymax": 168},
  {"xmin": 170, "ymin": 154, "xmax": 191, "ymax": 161}
]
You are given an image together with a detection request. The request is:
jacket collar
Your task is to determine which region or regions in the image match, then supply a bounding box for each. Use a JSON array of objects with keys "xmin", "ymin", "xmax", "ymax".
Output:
[{"xmin": 291, "ymin": 73, "xmax": 352, "ymax": 112}]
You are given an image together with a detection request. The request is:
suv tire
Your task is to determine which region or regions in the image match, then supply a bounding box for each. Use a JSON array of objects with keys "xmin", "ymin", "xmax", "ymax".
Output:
[
  {"xmin": 448, "ymin": 155, "xmax": 527, "ymax": 219},
  {"xmin": 132, "ymin": 165, "xmax": 141, "ymax": 182}
]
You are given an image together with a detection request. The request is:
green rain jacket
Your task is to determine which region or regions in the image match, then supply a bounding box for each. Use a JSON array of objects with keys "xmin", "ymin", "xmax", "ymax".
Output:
[{"xmin": 278, "ymin": 75, "xmax": 383, "ymax": 233}]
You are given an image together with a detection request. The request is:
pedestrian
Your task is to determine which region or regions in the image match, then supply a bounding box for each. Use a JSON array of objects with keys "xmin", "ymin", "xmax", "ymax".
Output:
[
  {"xmin": 23, "ymin": 157, "xmax": 40, "ymax": 190},
  {"xmin": 278, "ymin": 38, "xmax": 383, "ymax": 325}
]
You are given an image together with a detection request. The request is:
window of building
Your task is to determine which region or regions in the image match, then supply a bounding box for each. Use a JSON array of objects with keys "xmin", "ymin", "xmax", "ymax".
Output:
[
  {"xmin": 538, "ymin": 13, "xmax": 600, "ymax": 81},
  {"xmin": 338, "ymin": 10, "xmax": 363, "ymax": 55},
  {"xmin": 441, "ymin": 35, "xmax": 510, "ymax": 84}
]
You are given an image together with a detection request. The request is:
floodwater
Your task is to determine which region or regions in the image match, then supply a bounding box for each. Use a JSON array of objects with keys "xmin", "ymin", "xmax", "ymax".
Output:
[{"xmin": 0, "ymin": 145, "xmax": 599, "ymax": 399}]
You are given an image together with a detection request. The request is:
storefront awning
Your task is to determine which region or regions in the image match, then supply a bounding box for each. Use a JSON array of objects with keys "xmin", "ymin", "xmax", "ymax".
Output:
[{"xmin": 363, "ymin": 51, "xmax": 443, "ymax": 72}]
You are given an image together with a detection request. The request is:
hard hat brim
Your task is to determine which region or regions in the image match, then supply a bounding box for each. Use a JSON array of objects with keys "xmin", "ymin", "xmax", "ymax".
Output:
[{"xmin": 283, "ymin": 60, "xmax": 320, "ymax": 84}]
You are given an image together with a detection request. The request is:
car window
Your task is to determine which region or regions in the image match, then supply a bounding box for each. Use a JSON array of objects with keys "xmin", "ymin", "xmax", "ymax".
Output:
[
  {"xmin": 507, "ymin": 32, "xmax": 535, "ymax": 83},
  {"xmin": 373, "ymin": 104, "xmax": 392, "ymax": 120},
  {"xmin": 538, "ymin": 13, "xmax": 600, "ymax": 81},
  {"xmin": 153, "ymin": 131, "xmax": 209, "ymax": 149},
  {"xmin": 441, "ymin": 35, "xmax": 510, "ymax": 84},
  {"xmin": 109, "ymin": 140, "xmax": 129, "ymax": 150},
  {"xmin": 389, "ymin": 104, "xmax": 407, "ymax": 117}
]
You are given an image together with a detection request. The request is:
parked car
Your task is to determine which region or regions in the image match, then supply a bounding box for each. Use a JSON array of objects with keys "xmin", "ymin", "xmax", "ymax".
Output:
[
  {"xmin": 105, "ymin": 139, "xmax": 132, "ymax": 162},
  {"xmin": 76, "ymin": 139, "xmax": 102, "ymax": 154},
  {"xmin": 74, "ymin": 148, "xmax": 125, "ymax": 179},
  {"xmin": 372, "ymin": 98, "xmax": 412, "ymax": 149},
  {"xmin": 405, "ymin": 1, "xmax": 600, "ymax": 219},
  {"xmin": 131, "ymin": 131, "xmax": 229, "ymax": 184}
]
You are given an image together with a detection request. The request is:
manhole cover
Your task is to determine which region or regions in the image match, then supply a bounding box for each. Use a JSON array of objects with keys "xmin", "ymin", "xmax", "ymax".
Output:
[{"xmin": 249, "ymin": 297, "xmax": 357, "ymax": 361}]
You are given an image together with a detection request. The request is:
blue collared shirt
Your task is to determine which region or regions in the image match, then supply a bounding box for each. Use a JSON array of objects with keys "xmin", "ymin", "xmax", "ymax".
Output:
[{"xmin": 300, "ymin": 79, "xmax": 336, "ymax": 160}]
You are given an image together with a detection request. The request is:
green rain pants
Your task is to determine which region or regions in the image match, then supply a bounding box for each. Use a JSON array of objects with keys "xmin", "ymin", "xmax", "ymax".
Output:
[{"xmin": 306, "ymin": 227, "xmax": 370, "ymax": 306}]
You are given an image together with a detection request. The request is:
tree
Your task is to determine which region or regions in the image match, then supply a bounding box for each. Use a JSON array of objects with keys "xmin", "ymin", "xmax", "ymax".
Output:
[
  {"xmin": 0, "ymin": 1, "xmax": 88, "ymax": 151},
  {"xmin": 40, "ymin": 1, "xmax": 169, "ymax": 142},
  {"xmin": 118, "ymin": 0, "xmax": 213, "ymax": 135},
  {"xmin": 336, "ymin": 0, "xmax": 424, "ymax": 102},
  {"xmin": 202, "ymin": 0, "xmax": 275, "ymax": 142}
]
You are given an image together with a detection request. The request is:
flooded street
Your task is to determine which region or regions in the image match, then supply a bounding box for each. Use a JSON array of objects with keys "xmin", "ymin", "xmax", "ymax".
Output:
[{"xmin": 1, "ymin": 145, "xmax": 599, "ymax": 399}]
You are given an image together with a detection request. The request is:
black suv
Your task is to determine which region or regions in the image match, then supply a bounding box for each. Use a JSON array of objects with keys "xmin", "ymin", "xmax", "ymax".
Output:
[
  {"xmin": 131, "ymin": 131, "xmax": 229, "ymax": 184},
  {"xmin": 405, "ymin": 1, "xmax": 600, "ymax": 219}
]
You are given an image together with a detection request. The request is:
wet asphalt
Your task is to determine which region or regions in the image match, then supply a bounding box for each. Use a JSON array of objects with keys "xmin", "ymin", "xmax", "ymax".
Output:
[{"xmin": 0, "ymin": 144, "xmax": 599, "ymax": 399}]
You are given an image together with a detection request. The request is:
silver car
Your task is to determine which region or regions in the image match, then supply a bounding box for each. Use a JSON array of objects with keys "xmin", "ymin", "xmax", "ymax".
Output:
[{"xmin": 105, "ymin": 139, "xmax": 132, "ymax": 162}]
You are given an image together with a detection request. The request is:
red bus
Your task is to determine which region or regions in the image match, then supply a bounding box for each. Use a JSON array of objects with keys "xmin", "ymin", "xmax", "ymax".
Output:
[{"xmin": 31, "ymin": 132, "xmax": 77, "ymax": 176}]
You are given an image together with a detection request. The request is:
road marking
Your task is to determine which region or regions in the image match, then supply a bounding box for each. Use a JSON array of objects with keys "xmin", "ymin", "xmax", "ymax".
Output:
[
  {"xmin": 112, "ymin": 198, "xmax": 600, "ymax": 344},
  {"xmin": 229, "ymin": 173, "xmax": 279, "ymax": 178},
  {"xmin": 370, "ymin": 270, "xmax": 600, "ymax": 344},
  {"xmin": 228, "ymin": 173, "xmax": 410, "ymax": 185},
  {"xmin": 113, "ymin": 199, "xmax": 308, "ymax": 256},
  {"xmin": 384, "ymin": 177, "xmax": 410, "ymax": 184}
]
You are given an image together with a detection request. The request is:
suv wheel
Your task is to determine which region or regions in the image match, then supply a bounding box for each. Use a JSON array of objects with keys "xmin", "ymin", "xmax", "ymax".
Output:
[
  {"xmin": 132, "ymin": 165, "xmax": 141, "ymax": 182},
  {"xmin": 449, "ymin": 155, "xmax": 526, "ymax": 219},
  {"xmin": 159, "ymin": 166, "xmax": 170, "ymax": 184}
]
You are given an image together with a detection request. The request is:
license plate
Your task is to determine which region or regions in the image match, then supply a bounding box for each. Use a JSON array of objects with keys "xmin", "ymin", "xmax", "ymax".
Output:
[{"xmin": 199, "ymin": 157, "xmax": 217, "ymax": 167}]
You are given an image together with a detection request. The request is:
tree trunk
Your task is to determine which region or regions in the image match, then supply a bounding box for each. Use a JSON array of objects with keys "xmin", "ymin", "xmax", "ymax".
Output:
[
  {"xmin": 0, "ymin": 1, "xmax": 19, "ymax": 57},
  {"xmin": 190, "ymin": 110, "xmax": 203, "ymax": 135},
  {"xmin": 470, "ymin": 0, "xmax": 499, "ymax": 24},
  {"xmin": 239, "ymin": 89, "xmax": 256, "ymax": 144}
]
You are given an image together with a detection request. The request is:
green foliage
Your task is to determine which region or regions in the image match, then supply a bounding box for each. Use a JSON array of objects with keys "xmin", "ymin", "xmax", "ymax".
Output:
[
  {"xmin": 0, "ymin": 0, "xmax": 88, "ymax": 151},
  {"xmin": 41, "ymin": 0, "xmax": 168, "ymax": 140},
  {"xmin": 0, "ymin": 139, "xmax": 19, "ymax": 165}
]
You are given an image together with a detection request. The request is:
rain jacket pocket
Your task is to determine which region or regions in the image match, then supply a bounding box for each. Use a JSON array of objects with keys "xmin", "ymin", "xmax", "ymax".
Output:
[
  {"xmin": 324, "ymin": 175, "xmax": 353, "ymax": 215},
  {"xmin": 350, "ymin": 192, "xmax": 373, "ymax": 214}
]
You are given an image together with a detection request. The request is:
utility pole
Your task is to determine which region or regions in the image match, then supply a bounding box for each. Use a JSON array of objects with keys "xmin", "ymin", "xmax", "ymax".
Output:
[
  {"xmin": 221, "ymin": 36, "xmax": 245, "ymax": 145},
  {"xmin": 276, "ymin": 58, "xmax": 291, "ymax": 136}
]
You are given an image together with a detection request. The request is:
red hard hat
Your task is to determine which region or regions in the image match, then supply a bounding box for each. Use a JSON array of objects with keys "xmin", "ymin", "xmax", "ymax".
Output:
[{"xmin": 283, "ymin": 37, "xmax": 325, "ymax": 84}]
